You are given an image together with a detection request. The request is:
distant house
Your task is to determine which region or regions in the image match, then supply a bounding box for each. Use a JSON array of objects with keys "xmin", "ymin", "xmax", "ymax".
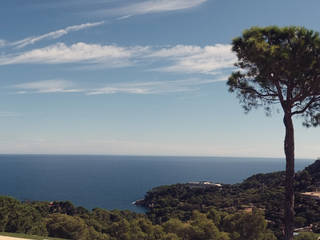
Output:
[
  {"xmin": 186, "ymin": 181, "xmax": 222, "ymax": 189},
  {"xmin": 300, "ymin": 192, "xmax": 320, "ymax": 200}
]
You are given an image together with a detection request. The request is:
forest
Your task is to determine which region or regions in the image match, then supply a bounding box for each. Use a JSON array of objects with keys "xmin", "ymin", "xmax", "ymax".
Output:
[
  {"xmin": 139, "ymin": 160, "xmax": 320, "ymax": 238},
  {"xmin": 0, "ymin": 195, "xmax": 275, "ymax": 240}
]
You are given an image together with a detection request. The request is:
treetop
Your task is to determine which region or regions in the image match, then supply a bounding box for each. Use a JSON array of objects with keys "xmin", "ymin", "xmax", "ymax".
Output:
[{"xmin": 228, "ymin": 26, "xmax": 320, "ymax": 126}]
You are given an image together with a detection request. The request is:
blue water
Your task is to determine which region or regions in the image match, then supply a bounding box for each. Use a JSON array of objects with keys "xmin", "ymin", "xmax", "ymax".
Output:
[{"xmin": 0, "ymin": 155, "xmax": 314, "ymax": 212}]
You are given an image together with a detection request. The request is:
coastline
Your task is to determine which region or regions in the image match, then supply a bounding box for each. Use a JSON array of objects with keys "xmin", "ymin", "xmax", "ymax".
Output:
[{"xmin": 0, "ymin": 155, "xmax": 313, "ymax": 212}]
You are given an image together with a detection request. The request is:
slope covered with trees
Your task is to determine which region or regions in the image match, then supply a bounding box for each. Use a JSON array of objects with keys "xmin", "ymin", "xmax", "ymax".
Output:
[
  {"xmin": 140, "ymin": 160, "xmax": 320, "ymax": 238},
  {"xmin": 0, "ymin": 196, "xmax": 275, "ymax": 240}
]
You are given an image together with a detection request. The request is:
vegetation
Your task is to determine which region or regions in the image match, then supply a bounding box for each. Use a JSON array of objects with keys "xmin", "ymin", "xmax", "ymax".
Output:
[
  {"xmin": 2, "ymin": 160, "xmax": 320, "ymax": 239},
  {"xmin": 227, "ymin": 26, "xmax": 320, "ymax": 240},
  {"xmin": 0, "ymin": 195, "xmax": 275, "ymax": 240},
  {"xmin": 294, "ymin": 232, "xmax": 320, "ymax": 240},
  {"xmin": 0, "ymin": 232, "xmax": 66, "ymax": 239},
  {"xmin": 140, "ymin": 160, "xmax": 320, "ymax": 239}
]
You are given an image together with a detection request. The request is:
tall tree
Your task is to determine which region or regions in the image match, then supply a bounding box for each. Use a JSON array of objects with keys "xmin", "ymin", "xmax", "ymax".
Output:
[{"xmin": 227, "ymin": 26, "xmax": 320, "ymax": 240}]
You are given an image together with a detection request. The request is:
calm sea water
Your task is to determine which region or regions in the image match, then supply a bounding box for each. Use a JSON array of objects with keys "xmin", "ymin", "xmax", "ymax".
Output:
[{"xmin": 0, "ymin": 155, "xmax": 314, "ymax": 212}]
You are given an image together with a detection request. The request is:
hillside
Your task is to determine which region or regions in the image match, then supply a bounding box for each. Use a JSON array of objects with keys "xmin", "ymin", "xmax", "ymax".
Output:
[{"xmin": 138, "ymin": 160, "xmax": 320, "ymax": 237}]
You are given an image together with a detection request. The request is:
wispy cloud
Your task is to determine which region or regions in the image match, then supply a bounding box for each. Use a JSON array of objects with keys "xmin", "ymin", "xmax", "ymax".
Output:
[
  {"xmin": 0, "ymin": 42, "xmax": 149, "ymax": 66},
  {"xmin": 10, "ymin": 77, "xmax": 227, "ymax": 96},
  {"xmin": 87, "ymin": 77, "xmax": 227, "ymax": 95},
  {"xmin": 10, "ymin": 21, "xmax": 105, "ymax": 49},
  {"xmin": 98, "ymin": 0, "xmax": 208, "ymax": 17},
  {"xmin": 29, "ymin": 0, "xmax": 207, "ymax": 19},
  {"xmin": 13, "ymin": 80, "xmax": 83, "ymax": 94},
  {"xmin": 0, "ymin": 39, "xmax": 7, "ymax": 47},
  {"xmin": 149, "ymin": 44, "xmax": 236, "ymax": 75},
  {"xmin": 0, "ymin": 43, "xmax": 235, "ymax": 75},
  {"xmin": 35, "ymin": 0, "xmax": 112, "ymax": 9}
]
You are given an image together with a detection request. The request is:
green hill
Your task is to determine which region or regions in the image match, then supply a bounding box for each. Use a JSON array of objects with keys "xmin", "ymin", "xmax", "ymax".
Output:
[{"xmin": 138, "ymin": 160, "xmax": 320, "ymax": 237}]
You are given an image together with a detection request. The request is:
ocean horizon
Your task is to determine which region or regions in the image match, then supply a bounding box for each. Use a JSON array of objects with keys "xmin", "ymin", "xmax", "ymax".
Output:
[{"xmin": 0, "ymin": 154, "xmax": 314, "ymax": 212}]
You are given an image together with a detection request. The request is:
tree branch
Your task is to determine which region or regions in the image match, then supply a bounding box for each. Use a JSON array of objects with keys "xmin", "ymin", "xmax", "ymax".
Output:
[
  {"xmin": 238, "ymin": 84, "xmax": 278, "ymax": 99},
  {"xmin": 292, "ymin": 97, "xmax": 316, "ymax": 115}
]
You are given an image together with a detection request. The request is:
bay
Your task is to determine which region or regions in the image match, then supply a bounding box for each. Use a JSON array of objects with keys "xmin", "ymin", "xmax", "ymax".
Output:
[{"xmin": 0, "ymin": 154, "xmax": 313, "ymax": 212}]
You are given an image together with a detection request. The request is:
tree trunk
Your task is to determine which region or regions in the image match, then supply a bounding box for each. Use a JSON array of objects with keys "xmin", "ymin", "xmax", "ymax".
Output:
[{"xmin": 283, "ymin": 113, "xmax": 295, "ymax": 240}]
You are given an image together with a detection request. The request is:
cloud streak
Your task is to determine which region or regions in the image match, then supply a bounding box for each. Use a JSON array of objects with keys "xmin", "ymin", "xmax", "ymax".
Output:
[
  {"xmin": 85, "ymin": 77, "xmax": 228, "ymax": 95},
  {"xmin": 0, "ymin": 43, "xmax": 235, "ymax": 75},
  {"xmin": 10, "ymin": 77, "xmax": 227, "ymax": 96},
  {"xmin": 13, "ymin": 80, "xmax": 83, "ymax": 94},
  {"xmin": 28, "ymin": 0, "xmax": 207, "ymax": 19},
  {"xmin": 149, "ymin": 44, "xmax": 236, "ymax": 74},
  {"xmin": 0, "ymin": 39, "xmax": 7, "ymax": 47},
  {"xmin": 98, "ymin": 0, "xmax": 208, "ymax": 17},
  {"xmin": 0, "ymin": 42, "xmax": 150, "ymax": 66},
  {"xmin": 4, "ymin": 21, "xmax": 104, "ymax": 49}
]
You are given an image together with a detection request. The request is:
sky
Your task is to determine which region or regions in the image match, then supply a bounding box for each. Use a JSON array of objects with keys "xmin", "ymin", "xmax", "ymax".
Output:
[{"xmin": 0, "ymin": 0, "xmax": 319, "ymax": 158}]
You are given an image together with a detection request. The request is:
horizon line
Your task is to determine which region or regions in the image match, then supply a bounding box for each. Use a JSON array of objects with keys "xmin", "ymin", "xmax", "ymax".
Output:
[{"xmin": 0, "ymin": 153, "xmax": 315, "ymax": 160}]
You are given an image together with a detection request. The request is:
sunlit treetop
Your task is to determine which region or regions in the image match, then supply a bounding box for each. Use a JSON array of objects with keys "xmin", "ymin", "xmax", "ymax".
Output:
[{"xmin": 228, "ymin": 26, "xmax": 320, "ymax": 127}]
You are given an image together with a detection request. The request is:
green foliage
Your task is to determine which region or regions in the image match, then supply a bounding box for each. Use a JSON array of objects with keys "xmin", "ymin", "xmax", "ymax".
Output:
[
  {"xmin": 222, "ymin": 210, "xmax": 276, "ymax": 240},
  {"xmin": 0, "ymin": 232, "xmax": 66, "ymax": 240},
  {"xmin": 227, "ymin": 26, "xmax": 320, "ymax": 126},
  {"xmin": 140, "ymin": 160, "xmax": 320, "ymax": 237},
  {"xmin": 295, "ymin": 232, "xmax": 318, "ymax": 240},
  {"xmin": 46, "ymin": 214, "xmax": 90, "ymax": 240},
  {"xmin": 294, "ymin": 216, "xmax": 307, "ymax": 228},
  {"xmin": 162, "ymin": 211, "xmax": 230, "ymax": 240},
  {"xmin": 0, "ymin": 196, "xmax": 47, "ymax": 236},
  {"xmin": 0, "ymin": 194, "xmax": 275, "ymax": 240},
  {"xmin": 189, "ymin": 211, "xmax": 229, "ymax": 240},
  {"xmin": 0, "ymin": 196, "xmax": 19, "ymax": 232}
]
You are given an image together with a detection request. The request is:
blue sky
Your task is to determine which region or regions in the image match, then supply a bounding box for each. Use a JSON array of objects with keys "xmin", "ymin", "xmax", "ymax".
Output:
[{"xmin": 0, "ymin": 0, "xmax": 319, "ymax": 158}]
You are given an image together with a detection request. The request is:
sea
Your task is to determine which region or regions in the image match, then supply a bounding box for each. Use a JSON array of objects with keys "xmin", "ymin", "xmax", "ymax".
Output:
[{"xmin": 0, "ymin": 154, "xmax": 314, "ymax": 212}]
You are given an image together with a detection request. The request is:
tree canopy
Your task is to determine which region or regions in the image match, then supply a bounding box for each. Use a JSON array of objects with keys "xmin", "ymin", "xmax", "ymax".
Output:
[
  {"xmin": 0, "ymin": 195, "xmax": 277, "ymax": 240},
  {"xmin": 228, "ymin": 26, "xmax": 320, "ymax": 126}
]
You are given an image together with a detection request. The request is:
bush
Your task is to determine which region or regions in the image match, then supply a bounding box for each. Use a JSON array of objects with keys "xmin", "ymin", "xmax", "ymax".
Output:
[
  {"xmin": 295, "ymin": 232, "xmax": 317, "ymax": 240},
  {"xmin": 46, "ymin": 214, "xmax": 89, "ymax": 240}
]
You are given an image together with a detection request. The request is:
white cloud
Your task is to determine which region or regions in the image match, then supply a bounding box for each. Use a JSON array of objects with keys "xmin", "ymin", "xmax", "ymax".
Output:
[
  {"xmin": 13, "ymin": 80, "xmax": 83, "ymax": 94},
  {"xmin": 99, "ymin": 0, "xmax": 208, "ymax": 17},
  {"xmin": 88, "ymin": 87, "xmax": 149, "ymax": 95},
  {"xmin": 10, "ymin": 77, "xmax": 227, "ymax": 96},
  {"xmin": 10, "ymin": 21, "xmax": 104, "ymax": 49},
  {"xmin": 0, "ymin": 43, "xmax": 235, "ymax": 75},
  {"xmin": 149, "ymin": 45, "xmax": 202, "ymax": 57},
  {"xmin": 0, "ymin": 42, "xmax": 150, "ymax": 66},
  {"xmin": 29, "ymin": 0, "xmax": 207, "ymax": 19},
  {"xmin": 87, "ymin": 77, "xmax": 227, "ymax": 95},
  {"xmin": 149, "ymin": 44, "xmax": 236, "ymax": 74}
]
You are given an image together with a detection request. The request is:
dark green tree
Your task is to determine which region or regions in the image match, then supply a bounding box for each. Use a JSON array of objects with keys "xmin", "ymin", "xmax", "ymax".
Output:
[
  {"xmin": 227, "ymin": 26, "xmax": 320, "ymax": 240},
  {"xmin": 222, "ymin": 210, "xmax": 276, "ymax": 240}
]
